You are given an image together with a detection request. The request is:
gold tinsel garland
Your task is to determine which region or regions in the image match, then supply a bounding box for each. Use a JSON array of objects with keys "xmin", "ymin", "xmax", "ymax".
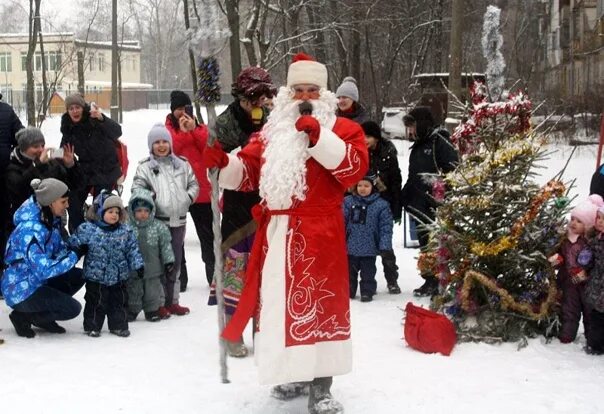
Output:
[{"xmin": 460, "ymin": 269, "xmax": 558, "ymax": 320}]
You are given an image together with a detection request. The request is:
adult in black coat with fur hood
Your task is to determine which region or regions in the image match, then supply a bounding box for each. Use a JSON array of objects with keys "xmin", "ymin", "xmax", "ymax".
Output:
[
  {"xmin": 361, "ymin": 120, "xmax": 403, "ymax": 294},
  {"xmin": 60, "ymin": 94, "xmax": 122, "ymax": 231},
  {"xmin": 402, "ymin": 106, "xmax": 458, "ymax": 297}
]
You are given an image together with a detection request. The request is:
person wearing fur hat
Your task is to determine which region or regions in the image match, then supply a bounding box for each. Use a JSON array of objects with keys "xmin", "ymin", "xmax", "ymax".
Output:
[
  {"xmin": 207, "ymin": 66, "xmax": 276, "ymax": 358},
  {"xmin": 60, "ymin": 93, "xmax": 122, "ymax": 232},
  {"xmin": 68, "ymin": 190, "xmax": 144, "ymax": 337},
  {"xmin": 2, "ymin": 178, "xmax": 84, "ymax": 338},
  {"xmin": 4, "ymin": 127, "xmax": 81, "ymax": 233},
  {"xmin": 335, "ymin": 76, "xmax": 369, "ymax": 124},
  {"xmin": 343, "ymin": 172, "xmax": 394, "ymax": 302},
  {"xmin": 166, "ymin": 90, "xmax": 213, "ymax": 292},
  {"xmin": 402, "ymin": 106, "xmax": 459, "ymax": 297},
  {"xmin": 548, "ymin": 194, "xmax": 604, "ymax": 344},
  {"xmin": 361, "ymin": 120, "xmax": 403, "ymax": 294},
  {"xmin": 203, "ymin": 52, "xmax": 368, "ymax": 414},
  {"xmin": 131, "ymin": 123, "xmax": 198, "ymax": 318}
]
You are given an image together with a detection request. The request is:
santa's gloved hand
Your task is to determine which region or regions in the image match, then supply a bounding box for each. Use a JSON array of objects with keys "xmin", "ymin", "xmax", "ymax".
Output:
[
  {"xmin": 203, "ymin": 141, "xmax": 229, "ymax": 169},
  {"xmin": 295, "ymin": 115, "xmax": 320, "ymax": 146},
  {"xmin": 136, "ymin": 267, "xmax": 145, "ymax": 279},
  {"xmin": 164, "ymin": 263, "xmax": 174, "ymax": 274}
]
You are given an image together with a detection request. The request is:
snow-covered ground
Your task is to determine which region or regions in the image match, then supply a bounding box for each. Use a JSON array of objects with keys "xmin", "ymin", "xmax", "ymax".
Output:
[{"xmin": 1, "ymin": 109, "xmax": 602, "ymax": 414}]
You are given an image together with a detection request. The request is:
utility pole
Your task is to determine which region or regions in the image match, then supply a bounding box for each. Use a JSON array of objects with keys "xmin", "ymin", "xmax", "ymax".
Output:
[
  {"xmin": 448, "ymin": 0, "xmax": 463, "ymax": 117},
  {"xmin": 110, "ymin": 0, "xmax": 119, "ymax": 122}
]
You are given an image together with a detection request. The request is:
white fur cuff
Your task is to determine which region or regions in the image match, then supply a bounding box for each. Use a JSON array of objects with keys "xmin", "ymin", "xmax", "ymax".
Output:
[
  {"xmin": 307, "ymin": 127, "xmax": 346, "ymax": 169},
  {"xmin": 218, "ymin": 154, "xmax": 244, "ymax": 190}
]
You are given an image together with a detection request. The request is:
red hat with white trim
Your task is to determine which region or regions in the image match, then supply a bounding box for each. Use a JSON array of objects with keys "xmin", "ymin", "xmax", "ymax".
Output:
[{"xmin": 286, "ymin": 52, "xmax": 328, "ymax": 89}]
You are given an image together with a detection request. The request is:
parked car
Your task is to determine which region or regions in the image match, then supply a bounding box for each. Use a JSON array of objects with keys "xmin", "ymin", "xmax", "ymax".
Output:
[{"xmin": 381, "ymin": 106, "xmax": 409, "ymax": 140}]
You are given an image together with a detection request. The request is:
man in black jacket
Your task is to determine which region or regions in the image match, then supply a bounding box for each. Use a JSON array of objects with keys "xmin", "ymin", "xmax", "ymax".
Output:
[
  {"xmin": 402, "ymin": 106, "xmax": 459, "ymax": 297},
  {"xmin": 361, "ymin": 120, "xmax": 403, "ymax": 294},
  {"xmin": 591, "ymin": 163, "xmax": 604, "ymax": 198},
  {"xmin": 0, "ymin": 94, "xmax": 24, "ymax": 271},
  {"xmin": 60, "ymin": 94, "xmax": 122, "ymax": 231}
]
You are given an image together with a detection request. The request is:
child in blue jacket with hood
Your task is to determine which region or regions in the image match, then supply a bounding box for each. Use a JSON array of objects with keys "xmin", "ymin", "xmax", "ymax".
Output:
[
  {"xmin": 343, "ymin": 172, "xmax": 394, "ymax": 302},
  {"xmin": 69, "ymin": 191, "xmax": 144, "ymax": 337}
]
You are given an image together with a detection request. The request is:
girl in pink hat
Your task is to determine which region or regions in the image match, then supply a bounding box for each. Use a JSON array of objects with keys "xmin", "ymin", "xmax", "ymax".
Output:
[{"xmin": 549, "ymin": 194, "xmax": 603, "ymax": 343}]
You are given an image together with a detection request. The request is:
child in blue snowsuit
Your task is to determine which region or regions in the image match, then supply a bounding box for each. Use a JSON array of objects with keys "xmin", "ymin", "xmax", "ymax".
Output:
[
  {"xmin": 69, "ymin": 191, "xmax": 144, "ymax": 337},
  {"xmin": 343, "ymin": 172, "xmax": 394, "ymax": 302}
]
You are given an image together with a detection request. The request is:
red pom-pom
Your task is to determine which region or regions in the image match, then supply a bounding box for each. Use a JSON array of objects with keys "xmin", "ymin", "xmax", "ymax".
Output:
[{"xmin": 292, "ymin": 52, "xmax": 315, "ymax": 63}]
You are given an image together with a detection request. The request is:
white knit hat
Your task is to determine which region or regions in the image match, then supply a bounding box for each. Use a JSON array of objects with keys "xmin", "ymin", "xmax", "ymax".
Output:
[{"xmin": 286, "ymin": 52, "xmax": 328, "ymax": 89}]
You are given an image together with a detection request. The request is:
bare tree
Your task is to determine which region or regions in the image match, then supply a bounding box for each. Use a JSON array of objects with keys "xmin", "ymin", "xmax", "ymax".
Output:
[{"xmin": 25, "ymin": 0, "xmax": 42, "ymax": 126}]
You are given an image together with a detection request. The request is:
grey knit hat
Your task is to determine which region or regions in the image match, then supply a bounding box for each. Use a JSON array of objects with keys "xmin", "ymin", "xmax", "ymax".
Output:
[
  {"xmin": 102, "ymin": 195, "xmax": 124, "ymax": 212},
  {"xmin": 17, "ymin": 127, "xmax": 45, "ymax": 152},
  {"xmin": 335, "ymin": 76, "xmax": 359, "ymax": 102},
  {"xmin": 147, "ymin": 123, "xmax": 172, "ymax": 151},
  {"xmin": 30, "ymin": 178, "xmax": 69, "ymax": 206},
  {"xmin": 64, "ymin": 93, "xmax": 86, "ymax": 110}
]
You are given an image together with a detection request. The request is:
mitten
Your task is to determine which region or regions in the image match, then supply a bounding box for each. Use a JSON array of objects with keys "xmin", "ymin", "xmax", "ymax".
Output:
[
  {"xmin": 548, "ymin": 253, "xmax": 563, "ymax": 267},
  {"xmin": 164, "ymin": 263, "xmax": 174, "ymax": 274},
  {"xmin": 202, "ymin": 141, "xmax": 229, "ymax": 169},
  {"xmin": 74, "ymin": 244, "xmax": 88, "ymax": 258},
  {"xmin": 295, "ymin": 115, "xmax": 320, "ymax": 145},
  {"xmin": 136, "ymin": 267, "xmax": 145, "ymax": 279}
]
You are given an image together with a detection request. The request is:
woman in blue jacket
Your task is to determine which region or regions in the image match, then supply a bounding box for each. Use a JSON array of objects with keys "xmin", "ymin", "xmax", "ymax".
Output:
[{"xmin": 2, "ymin": 178, "xmax": 83, "ymax": 338}]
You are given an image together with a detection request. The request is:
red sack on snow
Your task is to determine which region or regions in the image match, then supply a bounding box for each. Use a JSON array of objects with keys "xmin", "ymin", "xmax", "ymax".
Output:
[{"xmin": 404, "ymin": 302, "xmax": 457, "ymax": 356}]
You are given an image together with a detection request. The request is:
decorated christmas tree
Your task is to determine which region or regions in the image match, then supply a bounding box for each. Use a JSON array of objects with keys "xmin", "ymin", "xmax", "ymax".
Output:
[
  {"xmin": 420, "ymin": 82, "xmax": 571, "ymax": 343},
  {"xmin": 419, "ymin": 6, "xmax": 571, "ymax": 344}
]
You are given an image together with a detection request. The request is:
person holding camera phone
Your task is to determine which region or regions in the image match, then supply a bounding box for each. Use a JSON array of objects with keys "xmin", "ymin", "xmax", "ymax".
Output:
[
  {"xmin": 165, "ymin": 90, "xmax": 214, "ymax": 293},
  {"xmin": 60, "ymin": 94, "xmax": 122, "ymax": 232},
  {"xmin": 4, "ymin": 127, "xmax": 81, "ymax": 235}
]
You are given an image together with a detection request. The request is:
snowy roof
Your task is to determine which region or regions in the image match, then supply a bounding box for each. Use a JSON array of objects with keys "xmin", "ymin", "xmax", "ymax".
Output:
[
  {"xmin": 0, "ymin": 32, "xmax": 75, "ymax": 38},
  {"xmin": 413, "ymin": 72, "xmax": 485, "ymax": 78},
  {"xmin": 75, "ymin": 39, "xmax": 141, "ymax": 51},
  {"xmin": 84, "ymin": 80, "xmax": 153, "ymax": 89}
]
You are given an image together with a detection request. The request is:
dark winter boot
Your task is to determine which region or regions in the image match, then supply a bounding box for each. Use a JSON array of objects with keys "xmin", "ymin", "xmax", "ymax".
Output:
[
  {"xmin": 387, "ymin": 283, "xmax": 402, "ymax": 294},
  {"xmin": 308, "ymin": 377, "xmax": 344, "ymax": 414},
  {"xmin": 144, "ymin": 311, "xmax": 161, "ymax": 322},
  {"xmin": 32, "ymin": 320, "xmax": 66, "ymax": 334},
  {"xmin": 110, "ymin": 329, "xmax": 131, "ymax": 337},
  {"xmin": 271, "ymin": 382, "xmax": 310, "ymax": 400},
  {"xmin": 9, "ymin": 311, "xmax": 36, "ymax": 338},
  {"xmin": 127, "ymin": 311, "xmax": 139, "ymax": 322},
  {"xmin": 413, "ymin": 277, "xmax": 438, "ymax": 297}
]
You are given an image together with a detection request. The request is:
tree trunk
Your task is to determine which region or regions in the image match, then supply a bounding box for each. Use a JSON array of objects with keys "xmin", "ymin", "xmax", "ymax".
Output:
[
  {"xmin": 448, "ymin": 0, "xmax": 463, "ymax": 109},
  {"xmin": 110, "ymin": 0, "xmax": 119, "ymax": 121},
  {"xmin": 225, "ymin": 0, "xmax": 241, "ymax": 81},
  {"xmin": 26, "ymin": 0, "xmax": 41, "ymax": 126},
  {"xmin": 77, "ymin": 51, "xmax": 85, "ymax": 94},
  {"xmin": 38, "ymin": 31, "xmax": 49, "ymax": 126}
]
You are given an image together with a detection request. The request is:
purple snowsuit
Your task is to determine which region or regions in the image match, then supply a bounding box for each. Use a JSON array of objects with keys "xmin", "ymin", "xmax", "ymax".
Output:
[{"xmin": 556, "ymin": 236, "xmax": 591, "ymax": 342}]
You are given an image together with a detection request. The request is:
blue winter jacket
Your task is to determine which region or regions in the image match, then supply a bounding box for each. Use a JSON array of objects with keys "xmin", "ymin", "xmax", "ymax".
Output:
[
  {"xmin": 343, "ymin": 193, "xmax": 393, "ymax": 257},
  {"xmin": 68, "ymin": 221, "xmax": 144, "ymax": 286},
  {"xmin": 1, "ymin": 196, "xmax": 78, "ymax": 307}
]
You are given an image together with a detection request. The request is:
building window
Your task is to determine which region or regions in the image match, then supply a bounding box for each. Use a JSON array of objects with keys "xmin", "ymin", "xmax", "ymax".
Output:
[
  {"xmin": 1, "ymin": 85, "xmax": 13, "ymax": 103},
  {"xmin": 0, "ymin": 52, "xmax": 12, "ymax": 72},
  {"xmin": 98, "ymin": 53, "xmax": 105, "ymax": 72},
  {"xmin": 21, "ymin": 52, "xmax": 27, "ymax": 71},
  {"xmin": 89, "ymin": 53, "xmax": 95, "ymax": 71},
  {"xmin": 48, "ymin": 51, "xmax": 62, "ymax": 71}
]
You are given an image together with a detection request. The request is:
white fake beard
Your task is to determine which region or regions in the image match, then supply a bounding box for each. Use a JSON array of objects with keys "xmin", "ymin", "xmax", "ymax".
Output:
[{"xmin": 259, "ymin": 87, "xmax": 338, "ymax": 210}]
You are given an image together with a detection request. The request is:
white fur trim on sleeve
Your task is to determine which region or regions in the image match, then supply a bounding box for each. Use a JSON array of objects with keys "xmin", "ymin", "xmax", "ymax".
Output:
[
  {"xmin": 218, "ymin": 154, "xmax": 244, "ymax": 190},
  {"xmin": 307, "ymin": 127, "xmax": 346, "ymax": 170}
]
